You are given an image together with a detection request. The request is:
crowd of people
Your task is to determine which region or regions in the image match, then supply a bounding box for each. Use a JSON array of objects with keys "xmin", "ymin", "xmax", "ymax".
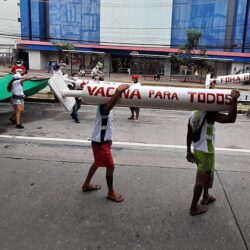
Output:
[{"xmin": 6, "ymin": 60, "xmax": 241, "ymax": 215}]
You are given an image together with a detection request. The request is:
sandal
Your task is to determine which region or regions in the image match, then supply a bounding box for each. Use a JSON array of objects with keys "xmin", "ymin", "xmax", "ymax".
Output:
[
  {"xmin": 190, "ymin": 204, "xmax": 207, "ymax": 216},
  {"xmin": 201, "ymin": 195, "xmax": 216, "ymax": 205},
  {"xmin": 107, "ymin": 194, "xmax": 124, "ymax": 203},
  {"xmin": 82, "ymin": 184, "xmax": 101, "ymax": 192}
]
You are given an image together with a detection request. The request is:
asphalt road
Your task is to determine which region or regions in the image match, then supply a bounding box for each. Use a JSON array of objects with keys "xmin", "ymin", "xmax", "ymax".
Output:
[{"xmin": 0, "ymin": 102, "xmax": 250, "ymax": 250}]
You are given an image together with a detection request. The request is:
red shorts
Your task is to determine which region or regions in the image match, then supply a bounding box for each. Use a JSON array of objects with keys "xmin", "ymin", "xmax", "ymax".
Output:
[{"xmin": 92, "ymin": 141, "xmax": 114, "ymax": 168}]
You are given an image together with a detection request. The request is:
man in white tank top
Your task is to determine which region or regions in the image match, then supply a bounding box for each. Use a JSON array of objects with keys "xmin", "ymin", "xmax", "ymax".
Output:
[
  {"xmin": 186, "ymin": 89, "xmax": 240, "ymax": 216},
  {"xmin": 82, "ymin": 84, "xmax": 130, "ymax": 203}
]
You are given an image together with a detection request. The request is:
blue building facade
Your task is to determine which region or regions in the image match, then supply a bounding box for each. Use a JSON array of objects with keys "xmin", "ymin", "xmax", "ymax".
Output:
[
  {"xmin": 19, "ymin": 0, "xmax": 250, "ymax": 73},
  {"xmin": 171, "ymin": 0, "xmax": 250, "ymax": 52},
  {"xmin": 49, "ymin": 0, "xmax": 100, "ymax": 44},
  {"xmin": 20, "ymin": 0, "xmax": 250, "ymax": 52},
  {"xmin": 20, "ymin": 0, "xmax": 100, "ymax": 43},
  {"xmin": 233, "ymin": 0, "xmax": 250, "ymax": 52}
]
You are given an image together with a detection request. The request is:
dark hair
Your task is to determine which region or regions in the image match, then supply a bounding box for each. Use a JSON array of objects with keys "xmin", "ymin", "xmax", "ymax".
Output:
[
  {"xmin": 7, "ymin": 79, "xmax": 15, "ymax": 92},
  {"xmin": 54, "ymin": 64, "xmax": 60, "ymax": 70}
]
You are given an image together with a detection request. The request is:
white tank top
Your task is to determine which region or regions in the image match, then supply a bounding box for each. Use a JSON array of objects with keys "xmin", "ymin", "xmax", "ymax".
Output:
[
  {"xmin": 189, "ymin": 110, "xmax": 215, "ymax": 153},
  {"xmin": 11, "ymin": 80, "xmax": 24, "ymax": 96},
  {"xmin": 91, "ymin": 105, "xmax": 113, "ymax": 143}
]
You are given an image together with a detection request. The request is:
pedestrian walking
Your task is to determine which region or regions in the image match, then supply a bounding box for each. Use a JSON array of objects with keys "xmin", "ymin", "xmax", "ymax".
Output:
[
  {"xmin": 82, "ymin": 84, "xmax": 130, "ymax": 202},
  {"xmin": 186, "ymin": 88, "xmax": 240, "ymax": 216},
  {"xmin": 69, "ymin": 73, "xmax": 82, "ymax": 123}
]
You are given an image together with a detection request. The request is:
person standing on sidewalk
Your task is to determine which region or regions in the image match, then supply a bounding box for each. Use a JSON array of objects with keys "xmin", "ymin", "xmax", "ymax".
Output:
[
  {"xmin": 7, "ymin": 73, "xmax": 38, "ymax": 129},
  {"xmin": 128, "ymin": 75, "xmax": 141, "ymax": 121},
  {"xmin": 68, "ymin": 73, "xmax": 82, "ymax": 123},
  {"xmin": 11, "ymin": 60, "xmax": 26, "ymax": 74},
  {"xmin": 59, "ymin": 60, "xmax": 67, "ymax": 75},
  {"xmin": 186, "ymin": 89, "xmax": 240, "ymax": 216},
  {"xmin": 91, "ymin": 62, "xmax": 104, "ymax": 81},
  {"xmin": 82, "ymin": 84, "xmax": 130, "ymax": 202}
]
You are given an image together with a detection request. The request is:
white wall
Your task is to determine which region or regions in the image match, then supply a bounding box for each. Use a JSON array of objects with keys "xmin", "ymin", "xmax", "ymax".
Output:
[
  {"xmin": 28, "ymin": 51, "xmax": 42, "ymax": 70},
  {"xmin": 40, "ymin": 52, "xmax": 48, "ymax": 70},
  {"xmin": 100, "ymin": 0, "xmax": 173, "ymax": 46},
  {"xmin": 231, "ymin": 62, "xmax": 246, "ymax": 74},
  {"xmin": 0, "ymin": 0, "xmax": 20, "ymax": 50},
  {"xmin": 103, "ymin": 55, "xmax": 110, "ymax": 73},
  {"xmin": 164, "ymin": 59, "xmax": 171, "ymax": 76}
]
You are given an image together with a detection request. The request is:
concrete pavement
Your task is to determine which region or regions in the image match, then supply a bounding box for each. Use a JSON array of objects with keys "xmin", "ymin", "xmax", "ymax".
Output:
[{"xmin": 0, "ymin": 103, "xmax": 249, "ymax": 250}]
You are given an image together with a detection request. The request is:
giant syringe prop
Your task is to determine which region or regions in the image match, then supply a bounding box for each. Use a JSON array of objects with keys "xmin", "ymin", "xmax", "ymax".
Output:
[
  {"xmin": 49, "ymin": 74, "xmax": 241, "ymax": 112},
  {"xmin": 211, "ymin": 72, "xmax": 250, "ymax": 85}
]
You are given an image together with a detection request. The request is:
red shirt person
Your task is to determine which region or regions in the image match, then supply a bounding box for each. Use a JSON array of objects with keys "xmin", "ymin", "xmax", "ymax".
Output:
[{"xmin": 11, "ymin": 61, "xmax": 26, "ymax": 74}]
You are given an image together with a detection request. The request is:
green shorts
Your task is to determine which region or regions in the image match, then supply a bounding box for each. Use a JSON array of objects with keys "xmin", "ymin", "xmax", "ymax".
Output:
[{"xmin": 194, "ymin": 150, "xmax": 215, "ymax": 188}]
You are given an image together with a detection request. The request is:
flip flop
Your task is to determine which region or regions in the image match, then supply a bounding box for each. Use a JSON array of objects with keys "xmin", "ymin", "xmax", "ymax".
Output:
[
  {"xmin": 82, "ymin": 185, "xmax": 101, "ymax": 192},
  {"xmin": 190, "ymin": 205, "xmax": 207, "ymax": 216},
  {"xmin": 107, "ymin": 194, "xmax": 124, "ymax": 203},
  {"xmin": 201, "ymin": 195, "xmax": 216, "ymax": 205}
]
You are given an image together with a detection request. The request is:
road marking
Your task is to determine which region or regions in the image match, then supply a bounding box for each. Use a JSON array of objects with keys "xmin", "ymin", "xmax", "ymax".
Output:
[{"xmin": 1, "ymin": 134, "xmax": 250, "ymax": 154}]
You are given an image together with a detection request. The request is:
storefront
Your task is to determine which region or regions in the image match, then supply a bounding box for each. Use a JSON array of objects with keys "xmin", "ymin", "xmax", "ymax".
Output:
[{"xmin": 16, "ymin": 40, "xmax": 250, "ymax": 80}]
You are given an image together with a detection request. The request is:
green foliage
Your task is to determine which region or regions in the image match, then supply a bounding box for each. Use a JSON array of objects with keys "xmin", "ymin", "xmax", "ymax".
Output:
[
  {"xmin": 176, "ymin": 29, "xmax": 206, "ymax": 65},
  {"xmin": 171, "ymin": 29, "xmax": 207, "ymax": 80},
  {"xmin": 179, "ymin": 29, "xmax": 203, "ymax": 53},
  {"xmin": 170, "ymin": 53, "xmax": 184, "ymax": 64}
]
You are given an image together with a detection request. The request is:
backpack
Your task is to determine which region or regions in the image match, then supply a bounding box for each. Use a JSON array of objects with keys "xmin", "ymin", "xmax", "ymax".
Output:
[{"xmin": 192, "ymin": 114, "xmax": 207, "ymax": 143}]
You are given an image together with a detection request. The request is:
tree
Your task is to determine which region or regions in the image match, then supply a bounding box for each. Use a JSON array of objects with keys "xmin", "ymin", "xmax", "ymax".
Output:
[
  {"xmin": 179, "ymin": 29, "xmax": 202, "ymax": 53},
  {"xmin": 170, "ymin": 29, "xmax": 207, "ymax": 81}
]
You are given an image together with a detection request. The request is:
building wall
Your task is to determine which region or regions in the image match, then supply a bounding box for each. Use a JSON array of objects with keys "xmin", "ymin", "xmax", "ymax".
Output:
[
  {"xmin": 0, "ymin": 0, "xmax": 20, "ymax": 50},
  {"xmin": 100, "ymin": 0, "xmax": 173, "ymax": 46},
  {"xmin": 20, "ymin": 0, "xmax": 47, "ymax": 41},
  {"xmin": 28, "ymin": 50, "xmax": 42, "ymax": 69},
  {"xmin": 171, "ymin": 0, "xmax": 249, "ymax": 52},
  {"xmin": 171, "ymin": 0, "xmax": 228, "ymax": 50},
  {"xmin": 20, "ymin": 0, "xmax": 249, "ymax": 52},
  {"xmin": 49, "ymin": 0, "xmax": 100, "ymax": 43},
  {"xmin": 216, "ymin": 62, "xmax": 230, "ymax": 76},
  {"xmin": 233, "ymin": 0, "xmax": 250, "ymax": 52}
]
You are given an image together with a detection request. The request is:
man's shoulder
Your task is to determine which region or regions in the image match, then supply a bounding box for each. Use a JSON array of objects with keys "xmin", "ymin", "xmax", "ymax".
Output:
[
  {"xmin": 207, "ymin": 111, "xmax": 220, "ymax": 123},
  {"xmin": 99, "ymin": 104, "xmax": 109, "ymax": 116}
]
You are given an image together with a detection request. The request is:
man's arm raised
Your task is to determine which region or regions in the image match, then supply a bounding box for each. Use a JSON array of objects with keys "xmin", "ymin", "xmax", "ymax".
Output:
[
  {"xmin": 209, "ymin": 89, "xmax": 240, "ymax": 124},
  {"xmin": 105, "ymin": 84, "xmax": 130, "ymax": 112}
]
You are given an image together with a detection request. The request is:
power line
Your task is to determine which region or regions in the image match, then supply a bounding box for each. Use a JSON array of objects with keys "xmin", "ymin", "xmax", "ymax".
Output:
[
  {"xmin": 0, "ymin": 28, "xmax": 245, "ymax": 45},
  {"xmin": 0, "ymin": 32, "xmax": 249, "ymax": 50},
  {"xmin": 0, "ymin": 31, "xmax": 242, "ymax": 44}
]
